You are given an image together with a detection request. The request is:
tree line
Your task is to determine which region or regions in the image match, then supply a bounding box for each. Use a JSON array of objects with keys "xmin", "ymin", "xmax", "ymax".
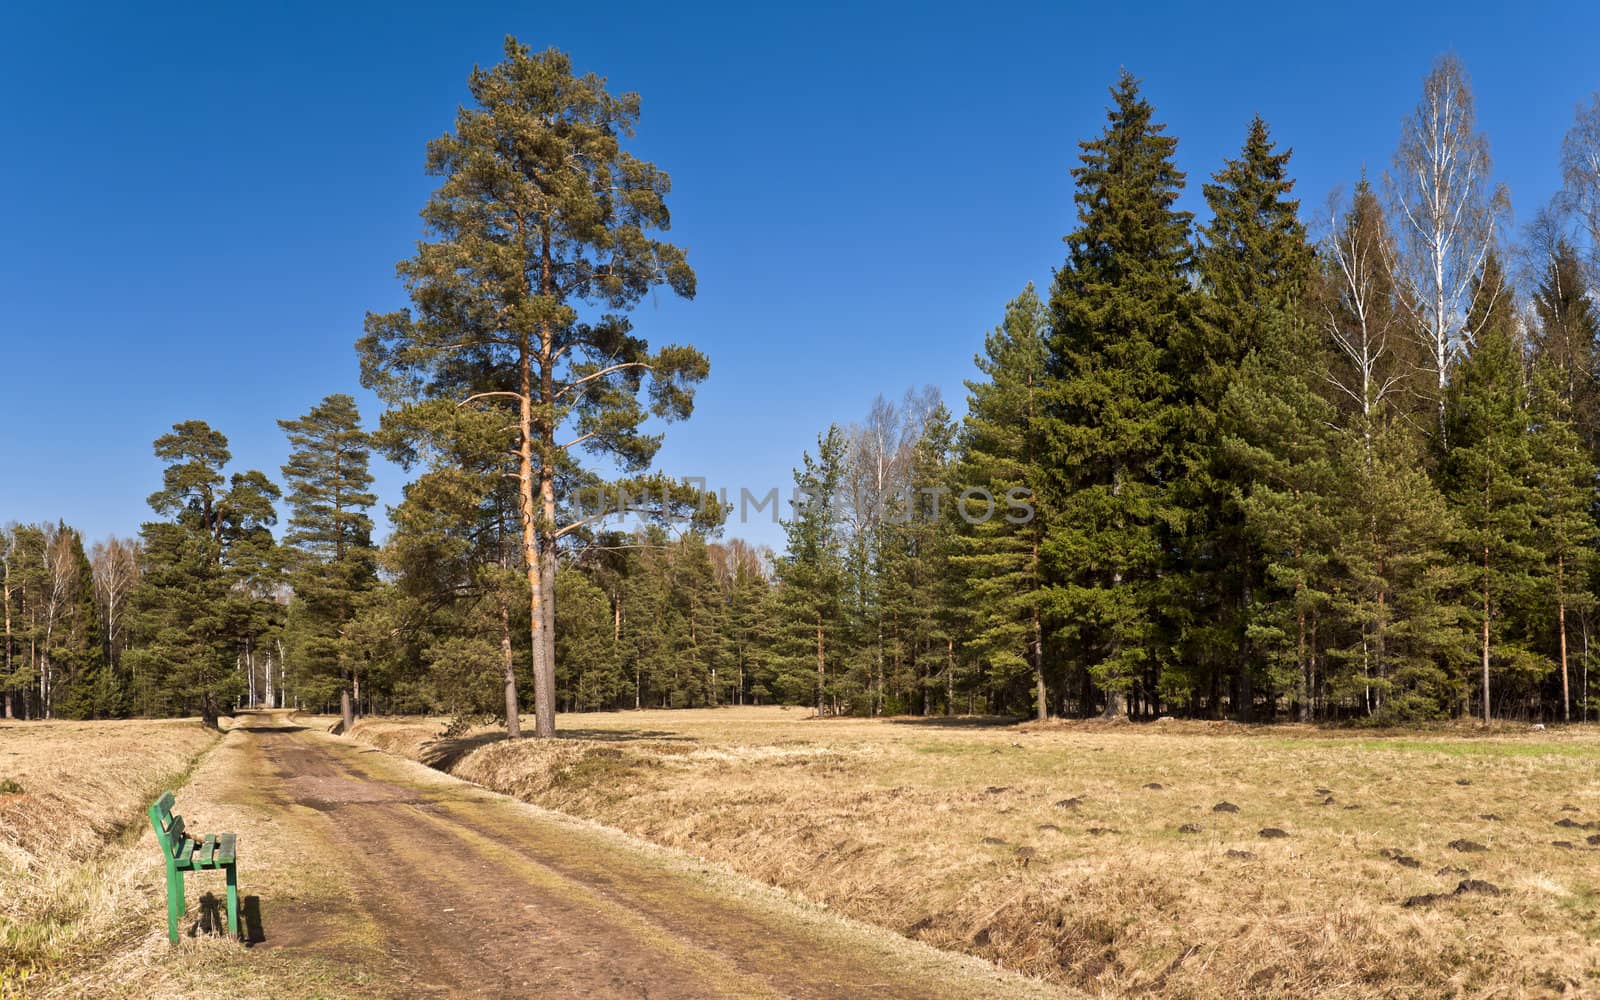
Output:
[
  {"xmin": 767, "ymin": 57, "xmax": 1600, "ymax": 724},
  {"xmin": 7, "ymin": 46, "xmax": 1600, "ymax": 729}
]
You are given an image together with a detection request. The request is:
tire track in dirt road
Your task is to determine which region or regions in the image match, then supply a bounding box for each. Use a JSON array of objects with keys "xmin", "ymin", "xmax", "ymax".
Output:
[{"xmin": 231, "ymin": 714, "xmax": 1064, "ymax": 999}]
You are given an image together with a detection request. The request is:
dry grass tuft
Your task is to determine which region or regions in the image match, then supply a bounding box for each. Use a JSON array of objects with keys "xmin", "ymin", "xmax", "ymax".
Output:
[{"xmin": 352, "ymin": 706, "xmax": 1600, "ymax": 997}]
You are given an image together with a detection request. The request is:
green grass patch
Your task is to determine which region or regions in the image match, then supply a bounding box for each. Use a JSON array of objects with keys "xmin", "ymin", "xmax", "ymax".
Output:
[{"xmin": 1262, "ymin": 737, "xmax": 1600, "ymax": 759}]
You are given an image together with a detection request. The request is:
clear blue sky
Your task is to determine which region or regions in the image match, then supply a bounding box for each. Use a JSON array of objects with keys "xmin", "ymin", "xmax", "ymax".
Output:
[{"xmin": 2, "ymin": 1, "xmax": 1596, "ymax": 550}]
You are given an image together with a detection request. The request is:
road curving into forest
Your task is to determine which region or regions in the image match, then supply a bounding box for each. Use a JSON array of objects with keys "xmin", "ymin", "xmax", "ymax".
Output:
[{"xmin": 214, "ymin": 712, "xmax": 1062, "ymax": 999}]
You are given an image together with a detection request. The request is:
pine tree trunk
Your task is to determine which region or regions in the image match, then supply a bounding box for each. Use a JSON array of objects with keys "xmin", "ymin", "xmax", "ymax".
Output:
[
  {"xmin": 517, "ymin": 328, "xmax": 541, "ymax": 740},
  {"xmin": 341, "ymin": 687, "xmax": 353, "ymax": 734},
  {"xmin": 1296, "ymin": 599, "xmax": 1309, "ymax": 723},
  {"xmin": 1238, "ymin": 565, "xmax": 1254, "ymax": 722},
  {"xmin": 946, "ymin": 637, "xmax": 954, "ymax": 715},
  {"xmin": 1235, "ymin": 654, "xmax": 1251, "ymax": 723},
  {"xmin": 2, "ymin": 557, "xmax": 11, "ymax": 719},
  {"xmin": 815, "ymin": 615, "xmax": 825, "ymax": 716},
  {"xmin": 1559, "ymin": 555, "xmax": 1571, "ymax": 723},
  {"xmin": 1103, "ymin": 686, "xmax": 1125, "ymax": 720},
  {"xmin": 534, "ymin": 371, "xmax": 561, "ymax": 738},
  {"xmin": 1481, "ymin": 542, "xmax": 1492, "ymax": 725},
  {"xmin": 1584, "ymin": 620, "xmax": 1591, "ymax": 724},
  {"xmin": 1310, "ymin": 611, "xmax": 1320, "ymax": 721},
  {"xmin": 1032, "ymin": 607, "xmax": 1047, "ymax": 722},
  {"xmin": 500, "ymin": 599, "xmax": 521, "ymax": 739}
]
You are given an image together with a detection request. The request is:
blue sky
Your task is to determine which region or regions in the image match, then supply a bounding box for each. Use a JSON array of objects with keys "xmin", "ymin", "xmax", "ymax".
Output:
[{"xmin": 2, "ymin": 1, "xmax": 1597, "ymax": 550}]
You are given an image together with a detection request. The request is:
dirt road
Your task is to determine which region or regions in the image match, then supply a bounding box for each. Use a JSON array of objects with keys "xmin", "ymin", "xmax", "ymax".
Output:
[{"xmin": 208, "ymin": 714, "xmax": 1058, "ymax": 999}]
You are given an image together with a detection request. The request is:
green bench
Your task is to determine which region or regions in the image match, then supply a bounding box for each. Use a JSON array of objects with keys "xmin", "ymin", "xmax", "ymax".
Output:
[{"xmin": 146, "ymin": 791, "xmax": 238, "ymax": 943}]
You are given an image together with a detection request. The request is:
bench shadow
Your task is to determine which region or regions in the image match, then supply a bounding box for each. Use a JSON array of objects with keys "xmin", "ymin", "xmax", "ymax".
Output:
[
  {"xmin": 242, "ymin": 895, "xmax": 265, "ymax": 945},
  {"xmin": 189, "ymin": 892, "xmax": 265, "ymax": 945}
]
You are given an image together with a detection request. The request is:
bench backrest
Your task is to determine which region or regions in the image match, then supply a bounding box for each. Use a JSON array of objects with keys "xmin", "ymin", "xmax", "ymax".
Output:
[{"xmin": 147, "ymin": 791, "xmax": 186, "ymax": 861}]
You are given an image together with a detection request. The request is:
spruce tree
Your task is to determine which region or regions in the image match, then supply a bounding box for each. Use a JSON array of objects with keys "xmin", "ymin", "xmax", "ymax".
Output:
[
  {"xmin": 773, "ymin": 427, "xmax": 848, "ymax": 713},
  {"xmin": 1218, "ymin": 308, "xmax": 1336, "ymax": 720},
  {"xmin": 955, "ymin": 286, "xmax": 1051, "ymax": 718},
  {"xmin": 555, "ymin": 566, "xmax": 625, "ymax": 710},
  {"xmin": 885, "ymin": 404, "xmax": 958, "ymax": 715},
  {"xmin": 1041, "ymin": 71, "xmax": 1194, "ymax": 718},
  {"xmin": 1527, "ymin": 362, "xmax": 1599, "ymax": 721},
  {"xmin": 1325, "ymin": 426, "xmax": 1470, "ymax": 719},
  {"xmin": 713, "ymin": 539, "xmax": 771, "ymax": 707},
  {"xmin": 5, "ymin": 525, "xmax": 49, "ymax": 718},
  {"xmin": 1183, "ymin": 115, "xmax": 1316, "ymax": 718},
  {"xmin": 1531, "ymin": 238, "xmax": 1600, "ymax": 456},
  {"xmin": 1441, "ymin": 256, "xmax": 1543, "ymax": 722}
]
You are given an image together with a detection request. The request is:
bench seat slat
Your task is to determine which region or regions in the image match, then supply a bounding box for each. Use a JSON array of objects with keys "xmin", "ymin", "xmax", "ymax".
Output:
[{"xmin": 218, "ymin": 833, "xmax": 236, "ymax": 866}]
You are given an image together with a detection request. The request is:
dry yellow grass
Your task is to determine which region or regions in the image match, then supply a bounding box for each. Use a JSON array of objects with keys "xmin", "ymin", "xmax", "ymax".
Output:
[
  {"xmin": 7, "ymin": 715, "xmax": 396, "ymax": 999},
  {"xmin": 352, "ymin": 707, "xmax": 1600, "ymax": 998},
  {"xmin": 0, "ymin": 718, "xmax": 220, "ymax": 993},
  {"xmin": 24, "ymin": 712, "xmax": 1064, "ymax": 999}
]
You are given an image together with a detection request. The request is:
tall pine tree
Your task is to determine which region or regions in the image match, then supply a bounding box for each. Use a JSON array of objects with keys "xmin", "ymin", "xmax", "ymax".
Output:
[
  {"xmin": 127, "ymin": 422, "xmax": 280, "ymax": 726},
  {"xmin": 280, "ymin": 394, "xmax": 378, "ymax": 727}
]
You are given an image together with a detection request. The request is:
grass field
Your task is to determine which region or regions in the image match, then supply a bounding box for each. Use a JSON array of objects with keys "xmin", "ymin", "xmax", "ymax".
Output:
[
  {"xmin": 0, "ymin": 719, "xmax": 220, "ymax": 993},
  {"xmin": 5, "ymin": 714, "xmax": 1062, "ymax": 999},
  {"xmin": 1, "ymin": 717, "xmax": 407, "ymax": 1000},
  {"xmin": 352, "ymin": 707, "xmax": 1600, "ymax": 997}
]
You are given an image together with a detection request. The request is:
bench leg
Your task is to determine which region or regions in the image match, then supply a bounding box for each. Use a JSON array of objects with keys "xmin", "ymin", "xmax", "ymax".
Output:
[
  {"xmin": 225, "ymin": 863, "xmax": 239, "ymax": 939},
  {"xmin": 165, "ymin": 869, "xmax": 182, "ymax": 944}
]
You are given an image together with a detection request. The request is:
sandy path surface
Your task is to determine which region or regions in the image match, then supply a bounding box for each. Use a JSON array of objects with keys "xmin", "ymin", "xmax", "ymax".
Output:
[{"xmin": 223, "ymin": 713, "xmax": 1060, "ymax": 999}]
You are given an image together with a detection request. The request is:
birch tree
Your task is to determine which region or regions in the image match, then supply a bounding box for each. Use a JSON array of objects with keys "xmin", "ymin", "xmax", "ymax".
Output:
[
  {"xmin": 1561, "ymin": 93, "xmax": 1600, "ymax": 275},
  {"xmin": 1322, "ymin": 179, "xmax": 1414, "ymax": 443},
  {"xmin": 1387, "ymin": 54, "xmax": 1508, "ymax": 443},
  {"xmin": 89, "ymin": 536, "xmax": 140, "ymax": 708}
]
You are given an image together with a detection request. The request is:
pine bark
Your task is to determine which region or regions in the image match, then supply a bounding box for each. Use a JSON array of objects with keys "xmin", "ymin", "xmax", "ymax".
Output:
[
  {"xmin": 1481, "ymin": 541, "xmax": 1492, "ymax": 725},
  {"xmin": 815, "ymin": 615, "xmax": 825, "ymax": 715},
  {"xmin": 500, "ymin": 599, "xmax": 520, "ymax": 739},
  {"xmin": 1559, "ymin": 555, "xmax": 1571, "ymax": 723}
]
